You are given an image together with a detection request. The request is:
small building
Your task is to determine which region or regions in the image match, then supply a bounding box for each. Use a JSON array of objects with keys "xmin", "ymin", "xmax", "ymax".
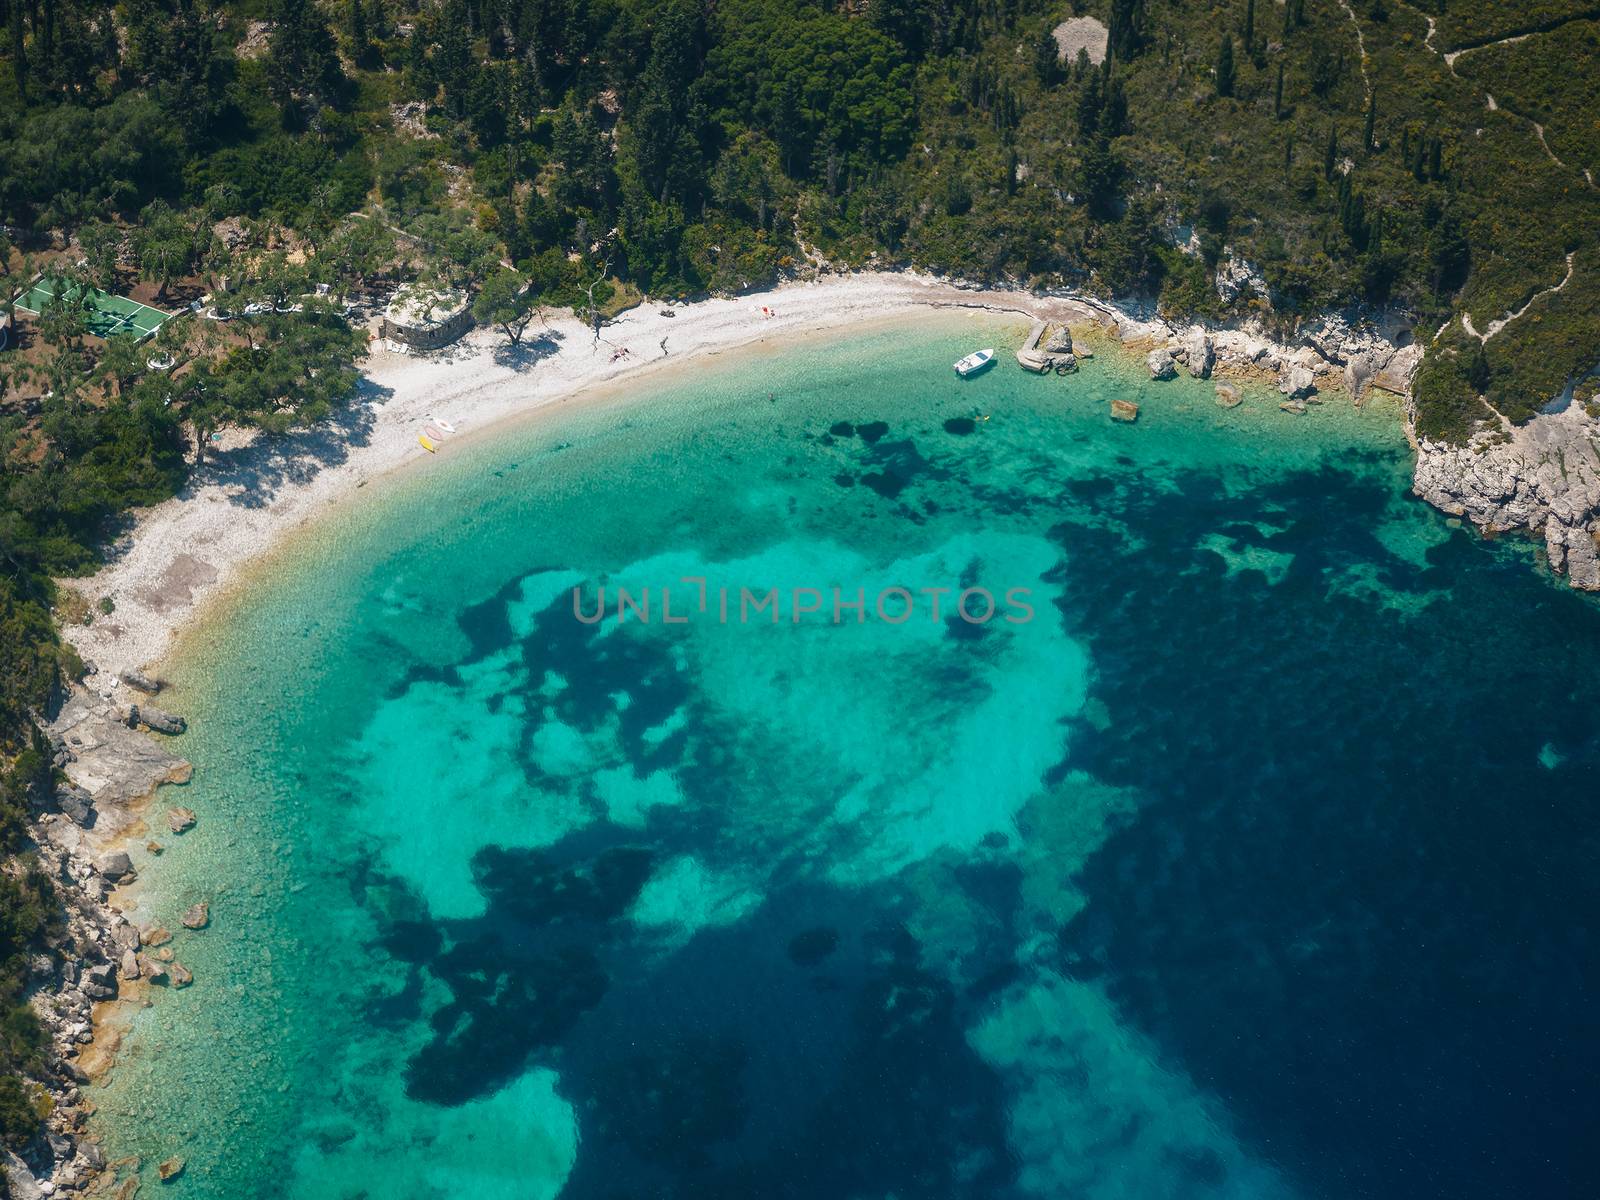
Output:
[{"xmin": 381, "ymin": 285, "xmax": 473, "ymax": 351}]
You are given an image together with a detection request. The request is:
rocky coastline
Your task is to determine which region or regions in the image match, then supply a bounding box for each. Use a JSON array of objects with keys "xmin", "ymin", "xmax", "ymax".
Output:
[
  {"xmin": 1413, "ymin": 399, "xmax": 1600, "ymax": 591},
  {"xmin": 6, "ymin": 677, "xmax": 197, "ymax": 1200},
  {"xmin": 1048, "ymin": 285, "xmax": 1597, "ymax": 593}
]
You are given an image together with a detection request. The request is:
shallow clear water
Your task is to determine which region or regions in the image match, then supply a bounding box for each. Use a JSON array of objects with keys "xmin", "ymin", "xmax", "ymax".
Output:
[{"xmin": 96, "ymin": 317, "xmax": 1600, "ymax": 1198}]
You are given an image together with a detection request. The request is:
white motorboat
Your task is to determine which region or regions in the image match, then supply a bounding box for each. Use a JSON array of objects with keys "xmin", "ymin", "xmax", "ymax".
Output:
[{"xmin": 954, "ymin": 348, "xmax": 996, "ymax": 377}]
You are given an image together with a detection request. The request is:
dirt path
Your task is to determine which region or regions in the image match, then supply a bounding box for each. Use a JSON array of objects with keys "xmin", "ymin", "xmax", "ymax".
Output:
[{"xmin": 1461, "ymin": 252, "xmax": 1577, "ymax": 344}]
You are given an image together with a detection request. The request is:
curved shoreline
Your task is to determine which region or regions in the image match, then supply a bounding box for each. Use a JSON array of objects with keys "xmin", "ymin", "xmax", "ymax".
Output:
[
  {"xmin": 16, "ymin": 272, "xmax": 1405, "ymax": 1196},
  {"xmin": 55, "ymin": 270, "xmax": 1400, "ymax": 685}
]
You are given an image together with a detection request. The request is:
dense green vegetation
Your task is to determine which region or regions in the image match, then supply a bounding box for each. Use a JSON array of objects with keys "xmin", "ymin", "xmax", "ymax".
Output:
[
  {"xmin": 0, "ymin": 733, "xmax": 58, "ymax": 1148},
  {"xmin": 0, "ymin": 0, "xmax": 1598, "ymax": 1153}
]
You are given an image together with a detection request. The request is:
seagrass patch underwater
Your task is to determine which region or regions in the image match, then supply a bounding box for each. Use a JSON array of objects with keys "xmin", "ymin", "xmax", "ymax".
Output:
[{"xmin": 93, "ymin": 317, "xmax": 1600, "ymax": 1199}]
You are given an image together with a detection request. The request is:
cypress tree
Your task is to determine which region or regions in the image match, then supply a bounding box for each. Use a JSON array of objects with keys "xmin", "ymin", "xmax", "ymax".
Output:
[
  {"xmin": 1244, "ymin": 0, "xmax": 1255, "ymax": 47},
  {"xmin": 1215, "ymin": 34, "xmax": 1235, "ymax": 98},
  {"xmin": 1034, "ymin": 27, "xmax": 1060, "ymax": 86},
  {"xmin": 1273, "ymin": 60, "xmax": 1284, "ymax": 117},
  {"xmin": 1324, "ymin": 125, "xmax": 1338, "ymax": 180},
  {"xmin": 9, "ymin": 0, "xmax": 25, "ymax": 95},
  {"xmin": 1363, "ymin": 92, "xmax": 1376, "ymax": 151},
  {"xmin": 1429, "ymin": 137, "xmax": 1443, "ymax": 179},
  {"xmin": 349, "ymin": 0, "xmax": 367, "ymax": 53}
]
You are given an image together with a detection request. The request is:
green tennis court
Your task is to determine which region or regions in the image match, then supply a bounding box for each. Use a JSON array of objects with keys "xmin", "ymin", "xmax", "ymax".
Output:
[{"xmin": 13, "ymin": 276, "xmax": 172, "ymax": 340}]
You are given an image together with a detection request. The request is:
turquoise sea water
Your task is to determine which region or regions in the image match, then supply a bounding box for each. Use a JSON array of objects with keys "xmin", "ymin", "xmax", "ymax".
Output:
[{"xmin": 95, "ymin": 317, "xmax": 1600, "ymax": 1198}]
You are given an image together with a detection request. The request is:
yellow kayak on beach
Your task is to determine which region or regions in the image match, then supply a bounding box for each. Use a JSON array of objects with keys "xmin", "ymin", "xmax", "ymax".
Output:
[{"xmin": 419, "ymin": 435, "xmax": 437, "ymax": 453}]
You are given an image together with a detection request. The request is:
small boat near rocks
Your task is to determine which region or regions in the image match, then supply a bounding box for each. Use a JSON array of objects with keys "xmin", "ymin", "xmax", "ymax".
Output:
[{"xmin": 954, "ymin": 348, "xmax": 996, "ymax": 378}]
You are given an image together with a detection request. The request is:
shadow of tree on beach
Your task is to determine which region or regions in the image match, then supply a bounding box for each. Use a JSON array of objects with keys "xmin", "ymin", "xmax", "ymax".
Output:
[
  {"xmin": 491, "ymin": 328, "xmax": 564, "ymax": 372},
  {"xmin": 206, "ymin": 379, "xmax": 393, "ymax": 510}
]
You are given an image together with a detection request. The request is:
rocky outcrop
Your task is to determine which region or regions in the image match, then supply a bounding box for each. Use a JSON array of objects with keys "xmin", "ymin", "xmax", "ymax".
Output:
[
  {"xmin": 1183, "ymin": 330, "xmax": 1214, "ymax": 379},
  {"xmin": 180, "ymin": 902, "xmax": 209, "ymax": 930},
  {"xmin": 1110, "ymin": 399, "xmax": 1140, "ymax": 422},
  {"xmin": 95, "ymin": 851, "xmax": 134, "ymax": 882},
  {"xmin": 1215, "ymin": 254, "xmax": 1267, "ymax": 305},
  {"xmin": 56, "ymin": 784, "xmax": 95, "ymax": 828},
  {"xmin": 127, "ymin": 704, "xmax": 187, "ymax": 736},
  {"xmin": 1412, "ymin": 400, "xmax": 1600, "ymax": 590},
  {"xmin": 166, "ymin": 807, "xmax": 197, "ymax": 834},
  {"xmin": 121, "ymin": 671, "xmax": 163, "ymax": 695},
  {"xmin": 1146, "ymin": 348, "xmax": 1176, "ymax": 380},
  {"xmin": 52, "ymin": 692, "xmax": 191, "ymax": 818},
  {"xmin": 1278, "ymin": 364, "xmax": 1317, "ymax": 399}
]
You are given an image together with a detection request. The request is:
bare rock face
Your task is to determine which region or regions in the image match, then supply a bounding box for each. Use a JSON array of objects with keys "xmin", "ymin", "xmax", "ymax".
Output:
[
  {"xmin": 96, "ymin": 851, "xmax": 134, "ymax": 881},
  {"xmin": 122, "ymin": 671, "xmax": 163, "ymax": 695},
  {"xmin": 128, "ymin": 705, "xmax": 187, "ymax": 736},
  {"xmin": 1146, "ymin": 348, "xmax": 1177, "ymax": 380},
  {"xmin": 1278, "ymin": 364, "xmax": 1317, "ymax": 399},
  {"xmin": 56, "ymin": 784, "xmax": 95, "ymax": 828},
  {"xmin": 1184, "ymin": 330, "xmax": 1214, "ymax": 379},
  {"xmin": 1412, "ymin": 400, "xmax": 1600, "ymax": 590},
  {"xmin": 119, "ymin": 950, "xmax": 140, "ymax": 980},
  {"xmin": 83, "ymin": 963, "xmax": 117, "ymax": 1001},
  {"xmin": 51, "ymin": 693, "xmax": 192, "ymax": 820},
  {"xmin": 4, "ymin": 1149, "xmax": 48, "ymax": 1200},
  {"xmin": 1215, "ymin": 254, "xmax": 1267, "ymax": 305}
]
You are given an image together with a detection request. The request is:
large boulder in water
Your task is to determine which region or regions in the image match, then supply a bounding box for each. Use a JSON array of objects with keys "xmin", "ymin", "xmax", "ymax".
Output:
[
  {"xmin": 1146, "ymin": 348, "xmax": 1177, "ymax": 380},
  {"xmin": 1184, "ymin": 331, "xmax": 1214, "ymax": 379},
  {"xmin": 1044, "ymin": 327, "xmax": 1074, "ymax": 354},
  {"xmin": 130, "ymin": 705, "xmax": 187, "ymax": 736}
]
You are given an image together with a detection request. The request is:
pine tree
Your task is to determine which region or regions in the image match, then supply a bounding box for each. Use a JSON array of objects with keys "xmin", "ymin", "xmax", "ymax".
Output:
[
  {"xmin": 1215, "ymin": 34, "xmax": 1235, "ymax": 98},
  {"xmin": 1324, "ymin": 125, "xmax": 1339, "ymax": 180},
  {"xmin": 1363, "ymin": 92, "xmax": 1376, "ymax": 151}
]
